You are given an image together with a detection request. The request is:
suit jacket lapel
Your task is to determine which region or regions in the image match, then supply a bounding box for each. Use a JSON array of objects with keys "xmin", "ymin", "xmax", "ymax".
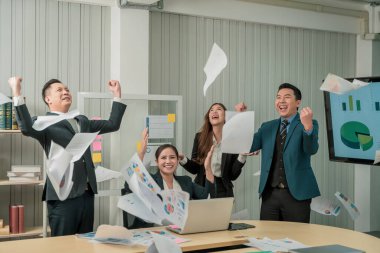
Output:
[
  {"xmin": 269, "ymin": 119, "xmax": 281, "ymax": 152},
  {"xmin": 284, "ymin": 113, "xmax": 300, "ymax": 150},
  {"xmin": 46, "ymin": 111, "xmax": 76, "ymax": 135}
]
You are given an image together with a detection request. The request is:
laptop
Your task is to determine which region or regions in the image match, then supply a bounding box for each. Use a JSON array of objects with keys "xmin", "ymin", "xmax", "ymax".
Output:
[
  {"xmin": 290, "ymin": 244, "xmax": 365, "ymax": 253},
  {"xmin": 167, "ymin": 197, "xmax": 234, "ymax": 234}
]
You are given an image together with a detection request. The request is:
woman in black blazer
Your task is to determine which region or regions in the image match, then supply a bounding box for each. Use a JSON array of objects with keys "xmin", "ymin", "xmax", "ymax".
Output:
[
  {"xmin": 122, "ymin": 128, "xmax": 215, "ymax": 228},
  {"xmin": 180, "ymin": 102, "xmax": 247, "ymax": 198}
]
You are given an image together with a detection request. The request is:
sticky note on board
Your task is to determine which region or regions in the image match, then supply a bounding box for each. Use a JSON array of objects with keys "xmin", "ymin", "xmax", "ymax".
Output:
[
  {"xmin": 136, "ymin": 141, "xmax": 142, "ymax": 152},
  {"xmin": 167, "ymin": 114, "xmax": 176, "ymax": 123},
  {"xmin": 92, "ymin": 153, "xmax": 102, "ymax": 163},
  {"xmin": 95, "ymin": 135, "xmax": 102, "ymax": 140},
  {"xmin": 92, "ymin": 141, "xmax": 102, "ymax": 152}
]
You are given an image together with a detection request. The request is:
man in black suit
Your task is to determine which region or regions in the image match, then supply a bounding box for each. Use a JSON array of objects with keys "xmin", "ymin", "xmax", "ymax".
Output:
[{"xmin": 9, "ymin": 76, "xmax": 127, "ymax": 236}]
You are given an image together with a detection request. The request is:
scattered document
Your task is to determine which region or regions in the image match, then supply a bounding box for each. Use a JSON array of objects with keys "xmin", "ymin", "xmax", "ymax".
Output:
[
  {"xmin": 146, "ymin": 115, "xmax": 174, "ymax": 139},
  {"xmin": 320, "ymin": 73, "xmax": 368, "ymax": 95},
  {"xmin": 95, "ymin": 166, "xmax": 122, "ymax": 182},
  {"xmin": 46, "ymin": 132, "xmax": 99, "ymax": 200},
  {"xmin": 0, "ymin": 92, "xmax": 12, "ymax": 105},
  {"xmin": 311, "ymin": 196, "xmax": 341, "ymax": 216},
  {"xmin": 335, "ymin": 192, "xmax": 360, "ymax": 220},
  {"xmin": 32, "ymin": 109, "xmax": 80, "ymax": 131},
  {"xmin": 374, "ymin": 150, "xmax": 380, "ymax": 165},
  {"xmin": 95, "ymin": 224, "xmax": 132, "ymax": 241},
  {"xmin": 146, "ymin": 232, "xmax": 182, "ymax": 253},
  {"xmin": 203, "ymin": 43, "xmax": 228, "ymax": 96},
  {"xmin": 221, "ymin": 111, "xmax": 255, "ymax": 154},
  {"xmin": 119, "ymin": 154, "xmax": 190, "ymax": 228},
  {"xmin": 246, "ymin": 237, "xmax": 308, "ymax": 252}
]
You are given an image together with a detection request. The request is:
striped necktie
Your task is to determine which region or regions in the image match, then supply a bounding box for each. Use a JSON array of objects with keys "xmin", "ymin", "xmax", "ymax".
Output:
[{"xmin": 280, "ymin": 119, "xmax": 289, "ymax": 145}]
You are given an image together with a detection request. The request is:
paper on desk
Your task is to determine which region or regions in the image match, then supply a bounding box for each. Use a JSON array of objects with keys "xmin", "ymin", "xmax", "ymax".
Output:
[
  {"xmin": 95, "ymin": 224, "xmax": 132, "ymax": 240},
  {"xmin": 246, "ymin": 237, "xmax": 308, "ymax": 252},
  {"xmin": 32, "ymin": 109, "xmax": 80, "ymax": 131},
  {"xmin": 311, "ymin": 196, "xmax": 340, "ymax": 216},
  {"xmin": 320, "ymin": 73, "xmax": 368, "ymax": 94},
  {"xmin": 146, "ymin": 232, "xmax": 182, "ymax": 253},
  {"xmin": 95, "ymin": 166, "xmax": 122, "ymax": 182},
  {"xmin": 335, "ymin": 192, "xmax": 360, "ymax": 220},
  {"xmin": 0, "ymin": 92, "xmax": 12, "ymax": 105},
  {"xmin": 373, "ymin": 150, "xmax": 380, "ymax": 165},
  {"xmin": 203, "ymin": 43, "xmax": 227, "ymax": 96},
  {"xmin": 221, "ymin": 111, "xmax": 255, "ymax": 154},
  {"xmin": 46, "ymin": 132, "xmax": 99, "ymax": 200}
]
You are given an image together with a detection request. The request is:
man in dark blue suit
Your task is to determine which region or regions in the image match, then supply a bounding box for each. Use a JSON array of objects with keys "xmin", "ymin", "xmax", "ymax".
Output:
[
  {"xmin": 250, "ymin": 83, "xmax": 320, "ymax": 223},
  {"xmin": 9, "ymin": 76, "xmax": 126, "ymax": 236}
]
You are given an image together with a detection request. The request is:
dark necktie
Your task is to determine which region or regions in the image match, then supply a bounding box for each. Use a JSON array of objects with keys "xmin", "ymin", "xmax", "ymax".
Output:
[{"xmin": 280, "ymin": 119, "xmax": 289, "ymax": 146}]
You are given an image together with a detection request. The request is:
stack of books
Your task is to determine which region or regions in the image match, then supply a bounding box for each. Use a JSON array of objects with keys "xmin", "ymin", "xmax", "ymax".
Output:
[
  {"xmin": 0, "ymin": 98, "xmax": 18, "ymax": 130},
  {"xmin": 7, "ymin": 165, "xmax": 41, "ymax": 182}
]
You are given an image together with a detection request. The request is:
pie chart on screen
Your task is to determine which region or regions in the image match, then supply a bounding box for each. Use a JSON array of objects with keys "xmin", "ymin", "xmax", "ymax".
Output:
[{"xmin": 340, "ymin": 121, "xmax": 373, "ymax": 151}]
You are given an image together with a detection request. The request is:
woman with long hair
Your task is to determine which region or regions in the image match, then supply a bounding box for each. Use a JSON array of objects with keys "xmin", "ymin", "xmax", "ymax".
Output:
[{"xmin": 180, "ymin": 102, "xmax": 247, "ymax": 198}]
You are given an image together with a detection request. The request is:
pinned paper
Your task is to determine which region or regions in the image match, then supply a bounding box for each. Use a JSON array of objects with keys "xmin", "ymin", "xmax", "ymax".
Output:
[
  {"xmin": 203, "ymin": 43, "xmax": 228, "ymax": 96},
  {"xmin": 167, "ymin": 114, "xmax": 176, "ymax": 123},
  {"xmin": 92, "ymin": 141, "xmax": 102, "ymax": 152},
  {"xmin": 92, "ymin": 153, "xmax": 102, "ymax": 163},
  {"xmin": 137, "ymin": 141, "xmax": 142, "ymax": 152},
  {"xmin": 146, "ymin": 115, "xmax": 174, "ymax": 139}
]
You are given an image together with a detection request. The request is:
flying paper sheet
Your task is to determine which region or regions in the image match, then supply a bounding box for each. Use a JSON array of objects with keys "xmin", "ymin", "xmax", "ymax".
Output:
[
  {"xmin": 335, "ymin": 191, "xmax": 360, "ymax": 220},
  {"xmin": 320, "ymin": 73, "xmax": 369, "ymax": 94},
  {"xmin": 146, "ymin": 232, "xmax": 182, "ymax": 253},
  {"xmin": 32, "ymin": 109, "xmax": 80, "ymax": 131},
  {"xmin": 95, "ymin": 166, "xmax": 122, "ymax": 182},
  {"xmin": 221, "ymin": 111, "xmax": 255, "ymax": 154},
  {"xmin": 46, "ymin": 132, "xmax": 99, "ymax": 200},
  {"xmin": 118, "ymin": 192, "xmax": 162, "ymax": 225},
  {"xmin": 203, "ymin": 43, "xmax": 228, "ymax": 96},
  {"xmin": 374, "ymin": 150, "xmax": 380, "ymax": 165},
  {"xmin": 0, "ymin": 92, "xmax": 12, "ymax": 105},
  {"xmin": 311, "ymin": 196, "xmax": 341, "ymax": 216},
  {"xmin": 120, "ymin": 153, "xmax": 161, "ymax": 194},
  {"xmin": 119, "ymin": 154, "xmax": 190, "ymax": 228}
]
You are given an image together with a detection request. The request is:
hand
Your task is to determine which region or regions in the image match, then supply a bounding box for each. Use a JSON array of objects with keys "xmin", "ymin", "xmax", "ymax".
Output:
[
  {"xmin": 137, "ymin": 128, "xmax": 149, "ymax": 161},
  {"xmin": 234, "ymin": 102, "xmax": 247, "ymax": 112},
  {"xmin": 178, "ymin": 153, "xmax": 185, "ymax": 161},
  {"xmin": 204, "ymin": 145, "xmax": 215, "ymax": 183},
  {"xmin": 8, "ymin": 76, "xmax": 22, "ymax": 97},
  {"xmin": 242, "ymin": 150, "xmax": 260, "ymax": 156},
  {"xmin": 300, "ymin": 107, "xmax": 313, "ymax": 131},
  {"xmin": 108, "ymin": 80, "xmax": 121, "ymax": 98}
]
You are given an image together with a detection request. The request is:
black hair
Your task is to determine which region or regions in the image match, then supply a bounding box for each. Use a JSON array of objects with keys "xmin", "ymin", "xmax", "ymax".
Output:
[
  {"xmin": 155, "ymin": 144, "xmax": 179, "ymax": 160},
  {"xmin": 278, "ymin": 83, "xmax": 302, "ymax": 101},
  {"xmin": 42, "ymin": 79, "xmax": 62, "ymax": 105}
]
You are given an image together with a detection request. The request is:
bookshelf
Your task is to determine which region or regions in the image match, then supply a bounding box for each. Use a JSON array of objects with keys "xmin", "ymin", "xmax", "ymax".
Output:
[
  {"xmin": 0, "ymin": 130, "xmax": 21, "ymax": 134},
  {"xmin": 0, "ymin": 131, "xmax": 46, "ymax": 239},
  {"xmin": 0, "ymin": 226, "xmax": 44, "ymax": 239}
]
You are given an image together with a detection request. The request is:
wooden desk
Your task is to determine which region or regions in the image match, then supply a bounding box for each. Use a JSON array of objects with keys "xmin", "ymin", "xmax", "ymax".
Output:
[{"xmin": 0, "ymin": 221, "xmax": 379, "ymax": 253}]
